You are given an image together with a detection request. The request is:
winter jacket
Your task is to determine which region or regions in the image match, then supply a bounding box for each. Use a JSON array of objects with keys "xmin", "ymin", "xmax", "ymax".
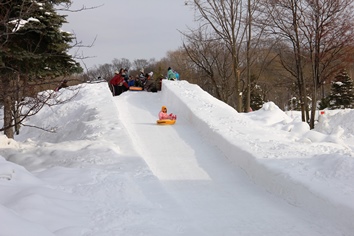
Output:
[
  {"xmin": 159, "ymin": 111, "xmax": 174, "ymax": 120},
  {"xmin": 167, "ymin": 69, "xmax": 176, "ymax": 80},
  {"xmin": 110, "ymin": 74, "xmax": 129, "ymax": 88},
  {"xmin": 175, "ymin": 72, "xmax": 180, "ymax": 80}
]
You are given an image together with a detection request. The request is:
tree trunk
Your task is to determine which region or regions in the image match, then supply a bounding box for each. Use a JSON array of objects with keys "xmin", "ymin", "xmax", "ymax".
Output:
[
  {"xmin": 245, "ymin": 0, "xmax": 252, "ymax": 113},
  {"xmin": 310, "ymin": 87, "xmax": 317, "ymax": 129},
  {"xmin": 234, "ymin": 67, "xmax": 242, "ymax": 112},
  {"xmin": 4, "ymin": 95, "xmax": 14, "ymax": 139},
  {"xmin": 14, "ymin": 74, "xmax": 21, "ymax": 135},
  {"xmin": 14, "ymin": 102, "xmax": 21, "ymax": 135}
]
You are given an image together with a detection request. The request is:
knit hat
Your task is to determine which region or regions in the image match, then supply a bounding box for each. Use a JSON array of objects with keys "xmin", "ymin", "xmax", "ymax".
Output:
[{"xmin": 161, "ymin": 106, "xmax": 167, "ymax": 111}]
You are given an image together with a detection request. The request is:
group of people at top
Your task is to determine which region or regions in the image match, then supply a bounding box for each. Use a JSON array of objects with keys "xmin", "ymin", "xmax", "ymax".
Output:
[
  {"xmin": 132, "ymin": 68, "xmax": 155, "ymax": 90},
  {"xmin": 109, "ymin": 67, "xmax": 157, "ymax": 96},
  {"xmin": 109, "ymin": 67, "xmax": 180, "ymax": 96}
]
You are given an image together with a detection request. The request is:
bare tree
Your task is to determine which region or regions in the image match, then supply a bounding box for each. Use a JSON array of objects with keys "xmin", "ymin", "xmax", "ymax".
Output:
[
  {"xmin": 112, "ymin": 58, "xmax": 132, "ymax": 71},
  {"xmin": 259, "ymin": 0, "xmax": 354, "ymax": 128},
  {"xmin": 302, "ymin": 0, "xmax": 354, "ymax": 128},
  {"xmin": 190, "ymin": 0, "xmax": 248, "ymax": 112},
  {"xmin": 182, "ymin": 28, "xmax": 234, "ymax": 105},
  {"xmin": 133, "ymin": 59, "xmax": 150, "ymax": 71},
  {"xmin": 94, "ymin": 63, "xmax": 115, "ymax": 81},
  {"xmin": 259, "ymin": 0, "xmax": 310, "ymax": 122}
]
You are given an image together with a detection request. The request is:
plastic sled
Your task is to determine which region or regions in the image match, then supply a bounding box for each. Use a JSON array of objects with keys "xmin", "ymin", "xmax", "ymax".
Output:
[
  {"xmin": 156, "ymin": 119, "xmax": 176, "ymax": 125},
  {"xmin": 129, "ymin": 86, "xmax": 143, "ymax": 91}
]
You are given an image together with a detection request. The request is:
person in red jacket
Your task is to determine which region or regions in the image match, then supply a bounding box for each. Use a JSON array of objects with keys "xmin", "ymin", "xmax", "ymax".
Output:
[{"xmin": 109, "ymin": 68, "xmax": 129, "ymax": 96}]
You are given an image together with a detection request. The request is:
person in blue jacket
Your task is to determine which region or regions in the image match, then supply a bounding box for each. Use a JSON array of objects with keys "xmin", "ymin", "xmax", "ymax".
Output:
[
  {"xmin": 167, "ymin": 67, "xmax": 176, "ymax": 80},
  {"xmin": 174, "ymin": 70, "xmax": 180, "ymax": 80}
]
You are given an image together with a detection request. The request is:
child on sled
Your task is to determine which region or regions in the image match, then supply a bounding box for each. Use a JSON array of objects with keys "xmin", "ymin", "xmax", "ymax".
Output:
[{"xmin": 158, "ymin": 106, "xmax": 177, "ymax": 120}]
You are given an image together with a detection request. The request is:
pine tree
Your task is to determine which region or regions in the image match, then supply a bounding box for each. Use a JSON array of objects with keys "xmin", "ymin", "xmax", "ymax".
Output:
[
  {"xmin": 327, "ymin": 70, "xmax": 354, "ymax": 110},
  {"xmin": 0, "ymin": 0, "xmax": 82, "ymax": 138},
  {"xmin": 2, "ymin": 0, "xmax": 81, "ymax": 76},
  {"xmin": 250, "ymin": 84, "xmax": 264, "ymax": 111}
]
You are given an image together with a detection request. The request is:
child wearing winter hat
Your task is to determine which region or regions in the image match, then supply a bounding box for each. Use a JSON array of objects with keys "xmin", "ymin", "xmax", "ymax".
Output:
[{"xmin": 158, "ymin": 106, "xmax": 176, "ymax": 120}]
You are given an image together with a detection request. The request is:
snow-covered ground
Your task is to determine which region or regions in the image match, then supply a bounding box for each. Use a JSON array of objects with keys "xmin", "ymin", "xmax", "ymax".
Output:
[{"xmin": 0, "ymin": 80, "xmax": 353, "ymax": 236}]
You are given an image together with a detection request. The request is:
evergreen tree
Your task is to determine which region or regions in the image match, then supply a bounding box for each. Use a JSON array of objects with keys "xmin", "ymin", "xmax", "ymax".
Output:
[
  {"xmin": 2, "ymin": 0, "xmax": 81, "ymax": 76},
  {"xmin": 250, "ymin": 84, "xmax": 264, "ymax": 111},
  {"xmin": 327, "ymin": 70, "xmax": 354, "ymax": 110},
  {"xmin": 0, "ymin": 0, "xmax": 82, "ymax": 138},
  {"xmin": 242, "ymin": 75, "xmax": 265, "ymax": 111},
  {"xmin": 318, "ymin": 97, "xmax": 330, "ymax": 110}
]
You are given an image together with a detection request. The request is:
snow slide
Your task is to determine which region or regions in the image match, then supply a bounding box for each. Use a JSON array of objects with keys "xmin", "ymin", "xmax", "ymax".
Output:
[{"xmin": 114, "ymin": 80, "xmax": 353, "ymax": 235}]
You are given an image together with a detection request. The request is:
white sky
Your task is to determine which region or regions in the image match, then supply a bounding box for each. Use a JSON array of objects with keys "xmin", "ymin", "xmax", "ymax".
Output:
[
  {"xmin": 0, "ymin": 80, "xmax": 354, "ymax": 235},
  {"xmin": 62, "ymin": 0, "xmax": 196, "ymax": 69}
]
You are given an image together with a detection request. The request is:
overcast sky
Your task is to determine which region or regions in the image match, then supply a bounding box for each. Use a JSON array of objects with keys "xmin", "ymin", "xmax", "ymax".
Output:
[{"xmin": 62, "ymin": 0, "xmax": 196, "ymax": 69}]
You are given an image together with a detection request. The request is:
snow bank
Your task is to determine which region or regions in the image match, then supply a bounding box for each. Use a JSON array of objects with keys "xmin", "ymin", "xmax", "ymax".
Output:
[
  {"xmin": 0, "ymin": 80, "xmax": 353, "ymax": 234},
  {"xmin": 0, "ymin": 135, "xmax": 19, "ymax": 148},
  {"xmin": 315, "ymin": 109, "xmax": 354, "ymax": 140},
  {"xmin": 0, "ymin": 155, "xmax": 90, "ymax": 235},
  {"xmin": 161, "ymin": 80, "xmax": 354, "ymax": 234}
]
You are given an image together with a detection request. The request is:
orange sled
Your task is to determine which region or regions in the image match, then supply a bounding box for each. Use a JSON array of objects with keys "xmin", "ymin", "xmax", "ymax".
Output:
[
  {"xmin": 156, "ymin": 119, "xmax": 176, "ymax": 125},
  {"xmin": 129, "ymin": 86, "xmax": 143, "ymax": 91}
]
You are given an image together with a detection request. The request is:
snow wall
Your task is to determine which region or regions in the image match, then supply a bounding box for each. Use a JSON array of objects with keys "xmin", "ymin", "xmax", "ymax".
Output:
[{"xmin": 161, "ymin": 80, "xmax": 353, "ymax": 234}]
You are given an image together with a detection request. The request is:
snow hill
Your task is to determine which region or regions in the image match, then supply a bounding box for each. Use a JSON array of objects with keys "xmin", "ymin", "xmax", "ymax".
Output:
[{"xmin": 0, "ymin": 80, "xmax": 353, "ymax": 235}]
